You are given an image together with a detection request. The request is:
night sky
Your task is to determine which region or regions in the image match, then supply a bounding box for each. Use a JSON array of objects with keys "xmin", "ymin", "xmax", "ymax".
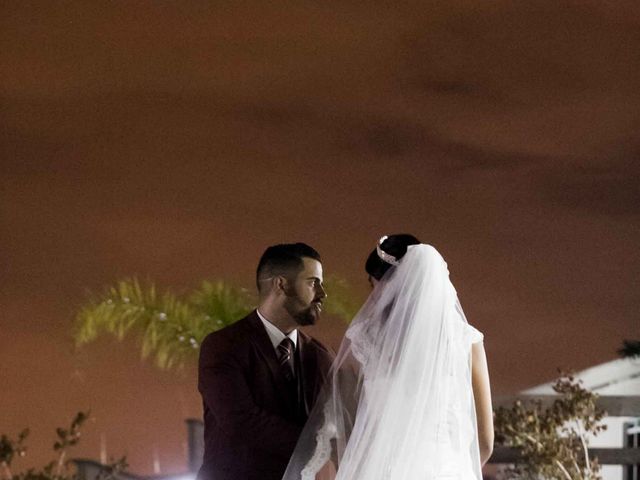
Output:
[{"xmin": 2, "ymin": 1, "xmax": 639, "ymax": 475}]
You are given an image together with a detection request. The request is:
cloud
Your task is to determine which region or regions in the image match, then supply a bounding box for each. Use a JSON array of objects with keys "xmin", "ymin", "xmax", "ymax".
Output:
[{"xmin": 539, "ymin": 164, "xmax": 640, "ymax": 215}]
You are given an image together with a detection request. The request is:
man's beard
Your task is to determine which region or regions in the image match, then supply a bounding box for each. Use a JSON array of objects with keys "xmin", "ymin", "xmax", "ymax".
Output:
[{"xmin": 283, "ymin": 289, "xmax": 319, "ymax": 326}]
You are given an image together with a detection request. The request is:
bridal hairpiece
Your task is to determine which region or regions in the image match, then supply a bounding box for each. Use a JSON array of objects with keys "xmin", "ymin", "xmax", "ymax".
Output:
[{"xmin": 376, "ymin": 235, "xmax": 400, "ymax": 266}]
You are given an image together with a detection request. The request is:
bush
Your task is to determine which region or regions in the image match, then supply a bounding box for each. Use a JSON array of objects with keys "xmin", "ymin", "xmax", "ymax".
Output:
[
  {"xmin": 0, "ymin": 412, "xmax": 126, "ymax": 480},
  {"xmin": 494, "ymin": 373, "xmax": 607, "ymax": 480}
]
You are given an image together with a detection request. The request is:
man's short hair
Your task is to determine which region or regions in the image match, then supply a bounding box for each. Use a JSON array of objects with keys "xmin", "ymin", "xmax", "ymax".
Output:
[{"xmin": 256, "ymin": 243, "xmax": 321, "ymax": 292}]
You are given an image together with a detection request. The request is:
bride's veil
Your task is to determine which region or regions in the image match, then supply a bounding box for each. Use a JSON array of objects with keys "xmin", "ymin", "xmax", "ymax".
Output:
[{"xmin": 282, "ymin": 244, "xmax": 484, "ymax": 480}]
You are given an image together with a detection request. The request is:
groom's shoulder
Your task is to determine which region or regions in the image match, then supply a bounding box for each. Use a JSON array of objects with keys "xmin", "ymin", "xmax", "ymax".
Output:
[
  {"xmin": 301, "ymin": 332, "xmax": 335, "ymax": 359},
  {"xmin": 200, "ymin": 311, "xmax": 257, "ymax": 351}
]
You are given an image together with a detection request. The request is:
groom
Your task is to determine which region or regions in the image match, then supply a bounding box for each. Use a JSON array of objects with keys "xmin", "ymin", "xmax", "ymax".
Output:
[{"xmin": 197, "ymin": 243, "xmax": 334, "ymax": 480}]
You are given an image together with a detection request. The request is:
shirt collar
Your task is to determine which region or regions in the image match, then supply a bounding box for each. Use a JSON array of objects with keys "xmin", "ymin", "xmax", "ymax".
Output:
[{"xmin": 256, "ymin": 309, "xmax": 298, "ymax": 350}]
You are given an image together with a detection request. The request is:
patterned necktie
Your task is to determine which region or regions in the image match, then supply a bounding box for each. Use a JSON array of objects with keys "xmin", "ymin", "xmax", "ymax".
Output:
[{"xmin": 277, "ymin": 337, "xmax": 296, "ymax": 381}]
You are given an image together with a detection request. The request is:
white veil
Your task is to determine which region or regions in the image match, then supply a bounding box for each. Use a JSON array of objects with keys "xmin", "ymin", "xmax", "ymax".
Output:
[{"xmin": 282, "ymin": 244, "xmax": 484, "ymax": 480}]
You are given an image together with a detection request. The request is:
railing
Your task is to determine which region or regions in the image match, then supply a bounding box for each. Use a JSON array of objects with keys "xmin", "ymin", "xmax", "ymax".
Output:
[
  {"xmin": 73, "ymin": 459, "xmax": 194, "ymax": 480},
  {"xmin": 489, "ymin": 395, "xmax": 640, "ymax": 466},
  {"xmin": 181, "ymin": 395, "xmax": 640, "ymax": 469},
  {"xmin": 74, "ymin": 395, "xmax": 640, "ymax": 480}
]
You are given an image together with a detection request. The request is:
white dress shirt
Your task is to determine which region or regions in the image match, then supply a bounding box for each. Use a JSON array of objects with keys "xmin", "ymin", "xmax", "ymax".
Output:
[{"xmin": 256, "ymin": 309, "xmax": 298, "ymax": 352}]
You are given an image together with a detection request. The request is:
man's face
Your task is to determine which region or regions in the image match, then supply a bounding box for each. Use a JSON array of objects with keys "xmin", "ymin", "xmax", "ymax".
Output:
[{"xmin": 283, "ymin": 257, "xmax": 326, "ymax": 326}]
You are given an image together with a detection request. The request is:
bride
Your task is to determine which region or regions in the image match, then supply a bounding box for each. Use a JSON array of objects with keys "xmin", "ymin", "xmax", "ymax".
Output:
[{"xmin": 282, "ymin": 234, "xmax": 494, "ymax": 480}]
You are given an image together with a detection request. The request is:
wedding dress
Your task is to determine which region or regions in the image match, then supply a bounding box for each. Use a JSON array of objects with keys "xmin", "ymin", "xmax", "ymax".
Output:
[{"xmin": 282, "ymin": 244, "xmax": 484, "ymax": 480}]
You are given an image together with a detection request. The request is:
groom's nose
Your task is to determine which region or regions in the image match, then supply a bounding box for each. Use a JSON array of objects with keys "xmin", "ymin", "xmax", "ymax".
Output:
[{"xmin": 316, "ymin": 283, "xmax": 327, "ymax": 300}]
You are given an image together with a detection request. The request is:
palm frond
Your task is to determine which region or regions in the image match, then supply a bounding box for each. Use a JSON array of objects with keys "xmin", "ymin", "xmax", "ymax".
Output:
[
  {"xmin": 189, "ymin": 280, "xmax": 255, "ymax": 333},
  {"xmin": 322, "ymin": 275, "xmax": 363, "ymax": 322},
  {"xmin": 73, "ymin": 278, "xmax": 251, "ymax": 370},
  {"xmin": 74, "ymin": 279, "xmax": 166, "ymax": 344},
  {"xmin": 74, "ymin": 276, "xmax": 360, "ymax": 370}
]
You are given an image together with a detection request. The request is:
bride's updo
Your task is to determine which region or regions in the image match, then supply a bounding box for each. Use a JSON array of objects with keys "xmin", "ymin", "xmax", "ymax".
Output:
[{"xmin": 365, "ymin": 233, "xmax": 421, "ymax": 280}]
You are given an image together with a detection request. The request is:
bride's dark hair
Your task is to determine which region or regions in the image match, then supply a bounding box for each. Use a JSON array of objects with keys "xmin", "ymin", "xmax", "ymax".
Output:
[{"xmin": 365, "ymin": 233, "xmax": 421, "ymax": 280}]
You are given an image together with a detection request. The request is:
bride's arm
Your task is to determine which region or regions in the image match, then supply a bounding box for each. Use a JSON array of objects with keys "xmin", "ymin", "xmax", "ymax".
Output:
[{"xmin": 471, "ymin": 342, "xmax": 494, "ymax": 465}]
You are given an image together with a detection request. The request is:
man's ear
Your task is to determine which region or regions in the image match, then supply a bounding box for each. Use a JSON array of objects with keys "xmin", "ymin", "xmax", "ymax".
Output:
[{"xmin": 274, "ymin": 275, "xmax": 288, "ymax": 294}]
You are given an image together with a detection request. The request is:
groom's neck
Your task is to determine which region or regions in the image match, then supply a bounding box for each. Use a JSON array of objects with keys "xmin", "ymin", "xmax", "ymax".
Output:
[{"xmin": 257, "ymin": 302, "xmax": 297, "ymax": 334}]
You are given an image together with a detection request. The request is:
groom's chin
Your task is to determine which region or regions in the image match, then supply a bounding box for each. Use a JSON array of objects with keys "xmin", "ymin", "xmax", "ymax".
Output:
[{"xmin": 296, "ymin": 311, "xmax": 319, "ymax": 327}]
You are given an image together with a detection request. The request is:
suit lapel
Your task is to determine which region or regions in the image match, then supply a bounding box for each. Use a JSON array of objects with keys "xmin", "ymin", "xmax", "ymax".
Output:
[
  {"xmin": 247, "ymin": 312, "xmax": 296, "ymax": 408},
  {"xmin": 297, "ymin": 331, "xmax": 317, "ymax": 416}
]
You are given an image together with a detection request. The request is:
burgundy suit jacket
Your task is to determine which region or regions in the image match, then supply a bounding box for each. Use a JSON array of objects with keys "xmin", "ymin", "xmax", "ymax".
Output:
[{"xmin": 197, "ymin": 311, "xmax": 334, "ymax": 480}]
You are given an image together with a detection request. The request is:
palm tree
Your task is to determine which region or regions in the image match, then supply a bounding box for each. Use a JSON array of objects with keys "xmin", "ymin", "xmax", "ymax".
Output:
[{"xmin": 74, "ymin": 277, "xmax": 360, "ymax": 370}]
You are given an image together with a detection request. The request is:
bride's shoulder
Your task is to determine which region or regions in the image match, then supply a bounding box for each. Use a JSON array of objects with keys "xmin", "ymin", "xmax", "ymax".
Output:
[{"xmin": 464, "ymin": 324, "xmax": 484, "ymax": 344}]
